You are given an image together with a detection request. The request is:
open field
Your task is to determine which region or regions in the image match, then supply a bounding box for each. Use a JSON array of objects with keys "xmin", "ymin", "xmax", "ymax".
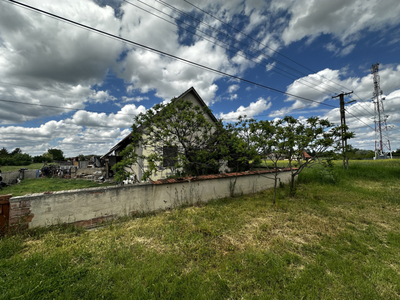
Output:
[
  {"xmin": 0, "ymin": 177, "xmax": 115, "ymax": 196},
  {"xmin": 1, "ymin": 160, "xmax": 400, "ymax": 299},
  {"xmin": 0, "ymin": 163, "xmax": 44, "ymax": 173}
]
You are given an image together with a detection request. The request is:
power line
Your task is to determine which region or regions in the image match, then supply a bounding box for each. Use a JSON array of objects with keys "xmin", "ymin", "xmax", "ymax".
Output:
[
  {"xmin": 0, "ymin": 98, "xmax": 138, "ymax": 116},
  {"xmin": 6, "ymin": 0, "xmax": 385, "ymax": 140},
  {"xmin": 181, "ymin": 0, "xmax": 378, "ymax": 120},
  {"xmin": 344, "ymin": 109, "xmax": 374, "ymax": 130},
  {"xmin": 182, "ymin": 0, "xmax": 358, "ymax": 95},
  {"xmin": 4, "ymin": 0, "xmax": 339, "ymax": 111},
  {"xmin": 347, "ymin": 96, "xmax": 375, "ymax": 116},
  {"xmin": 4, "ymin": 0, "xmax": 384, "ymax": 146},
  {"xmin": 151, "ymin": 0, "xmax": 344, "ymax": 95},
  {"xmin": 123, "ymin": 0, "xmax": 341, "ymax": 96}
]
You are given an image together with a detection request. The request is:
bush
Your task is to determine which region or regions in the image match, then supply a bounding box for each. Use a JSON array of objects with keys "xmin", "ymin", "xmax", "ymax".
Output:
[
  {"xmin": 32, "ymin": 155, "xmax": 52, "ymax": 163},
  {"xmin": 0, "ymin": 153, "xmax": 32, "ymax": 166}
]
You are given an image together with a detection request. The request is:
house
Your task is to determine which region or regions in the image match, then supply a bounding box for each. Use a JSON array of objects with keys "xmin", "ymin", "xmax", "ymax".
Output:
[
  {"xmin": 101, "ymin": 87, "xmax": 219, "ymax": 181},
  {"xmin": 302, "ymin": 151, "xmax": 311, "ymax": 161},
  {"xmin": 291, "ymin": 151, "xmax": 312, "ymax": 161}
]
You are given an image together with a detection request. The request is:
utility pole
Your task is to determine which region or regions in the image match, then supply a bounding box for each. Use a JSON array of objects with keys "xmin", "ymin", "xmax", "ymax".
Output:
[{"xmin": 333, "ymin": 91, "xmax": 354, "ymax": 169}]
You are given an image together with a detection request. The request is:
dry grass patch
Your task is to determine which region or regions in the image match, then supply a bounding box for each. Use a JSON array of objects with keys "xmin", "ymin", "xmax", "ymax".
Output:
[{"xmin": 2, "ymin": 160, "xmax": 400, "ymax": 299}]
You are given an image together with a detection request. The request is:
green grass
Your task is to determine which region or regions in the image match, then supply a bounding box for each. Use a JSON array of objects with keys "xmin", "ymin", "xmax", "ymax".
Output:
[
  {"xmin": 1, "ymin": 160, "xmax": 400, "ymax": 299},
  {"xmin": 0, "ymin": 177, "xmax": 115, "ymax": 196},
  {"xmin": 1, "ymin": 163, "xmax": 44, "ymax": 172}
]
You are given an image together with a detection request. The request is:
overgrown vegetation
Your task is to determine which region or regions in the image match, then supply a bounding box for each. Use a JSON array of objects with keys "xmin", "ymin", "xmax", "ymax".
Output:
[
  {"xmin": 0, "ymin": 147, "xmax": 67, "ymax": 166},
  {"xmin": 0, "ymin": 177, "xmax": 115, "ymax": 196},
  {"xmin": 0, "ymin": 147, "xmax": 32, "ymax": 166},
  {"xmin": 114, "ymin": 99, "xmax": 347, "ymax": 199},
  {"xmin": 1, "ymin": 160, "xmax": 399, "ymax": 299},
  {"xmin": 113, "ymin": 98, "xmax": 225, "ymax": 182}
]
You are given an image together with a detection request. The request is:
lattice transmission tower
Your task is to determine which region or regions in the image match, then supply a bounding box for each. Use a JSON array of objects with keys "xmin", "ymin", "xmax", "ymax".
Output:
[{"xmin": 371, "ymin": 63, "xmax": 392, "ymax": 159}]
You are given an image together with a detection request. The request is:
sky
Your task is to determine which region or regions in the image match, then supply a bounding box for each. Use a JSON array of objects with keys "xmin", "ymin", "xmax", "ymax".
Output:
[{"xmin": 0, "ymin": 0, "xmax": 399, "ymax": 157}]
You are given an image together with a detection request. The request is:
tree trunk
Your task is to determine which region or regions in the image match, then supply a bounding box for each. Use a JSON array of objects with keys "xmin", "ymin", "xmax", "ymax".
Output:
[
  {"xmin": 273, "ymin": 173, "xmax": 277, "ymax": 205},
  {"xmin": 289, "ymin": 173, "xmax": 296, "ymax": 197}
]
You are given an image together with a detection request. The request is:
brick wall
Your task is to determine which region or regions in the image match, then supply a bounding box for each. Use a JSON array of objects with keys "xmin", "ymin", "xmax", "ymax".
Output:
[
  {"xmin": 9, "ymin": 199, "xmax": 34, "ymax": 230},
  {"xmin": 0, "ymin": 194, "xmax": 12, "ymax": 234}
]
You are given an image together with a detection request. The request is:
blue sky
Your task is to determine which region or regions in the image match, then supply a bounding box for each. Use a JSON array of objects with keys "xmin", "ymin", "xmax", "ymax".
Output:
[{"xmin": 0, "ymin": 0, "xmax": 399, "ymax": 157}]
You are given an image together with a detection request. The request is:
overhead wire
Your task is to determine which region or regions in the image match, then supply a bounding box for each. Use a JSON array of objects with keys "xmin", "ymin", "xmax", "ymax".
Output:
[
  {"xmin": 123, "ymin": 0, "xmax": 341, "ymax": 96},
  {"xmin": 5, "ymin": 0, "xmax": 388, "ymax": 141},
  {"xmin": 0, "ymin": 98, "xmax": 138, "ymax": 116},
  {"xmin": 0, "ymin": 80, "xmax": 106, "ymax": 99},
  {"xmin": 348, "ymin": 95, "xmax": 375, "ymax": 116},
  {"xmin": 182, "ymin": 0, "xmax": 378, "ymax": 118},
  {"xmin": 182, "ymin": 0, "xmax": 356, "ymax": 93},
  {"xmin": 4, "ymin": 0, "xmax": 339, "ymax": 111},
  {"xmin": 151, "ymin": 0, "xmax": 344, "ymax": 95}
]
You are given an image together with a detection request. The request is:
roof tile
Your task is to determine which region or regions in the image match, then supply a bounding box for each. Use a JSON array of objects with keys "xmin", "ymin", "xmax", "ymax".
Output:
[{"xmin": 151, "ymin": 168, "xmax": 294, "ymax": 185}]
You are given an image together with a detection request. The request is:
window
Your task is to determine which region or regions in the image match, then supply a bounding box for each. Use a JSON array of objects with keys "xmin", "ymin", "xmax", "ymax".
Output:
[{"xmin": 163, "ymin": 146, "xmax": 178, "ymax": 167}]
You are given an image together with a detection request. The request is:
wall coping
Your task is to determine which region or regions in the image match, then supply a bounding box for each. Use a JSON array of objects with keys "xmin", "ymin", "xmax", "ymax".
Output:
[
  {"xmin": 9, "ymin": 182, "xmax": 153, "ymax": 202},
  {"xmin": 152, "ymin": 168, "xmax": 294, "ymax": 185},
  {"xmin": 9, "ymin": 168, "xmax": 294, "ymax": 203}
]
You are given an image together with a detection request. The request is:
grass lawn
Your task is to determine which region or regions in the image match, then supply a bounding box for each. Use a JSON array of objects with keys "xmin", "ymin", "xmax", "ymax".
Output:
[
  {"xmin": 1, "ymin": 160, "xmax": 400, "ymax": 299},
  {"xmin": 0, "ymin": 177, "xmax": 115, "ymax": 196},
  {"xmin": 1, "ymin": 163, "xmax": 44, "ymax": 173}
]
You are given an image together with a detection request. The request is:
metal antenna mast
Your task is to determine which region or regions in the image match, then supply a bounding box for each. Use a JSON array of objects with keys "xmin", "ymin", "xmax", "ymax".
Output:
[{"xmin": 371, "ymin": 63, "xmax": 392, "ymax": 159}]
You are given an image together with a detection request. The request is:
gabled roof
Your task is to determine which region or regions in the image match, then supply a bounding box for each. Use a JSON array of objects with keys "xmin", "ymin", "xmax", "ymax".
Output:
[
  {"xmin": 173, "ymin": 87, "xmax": 218, "ymax": 123},
  {"xmin": 101, "ymin": 87, "xmax": 218, "ymax": 159}
]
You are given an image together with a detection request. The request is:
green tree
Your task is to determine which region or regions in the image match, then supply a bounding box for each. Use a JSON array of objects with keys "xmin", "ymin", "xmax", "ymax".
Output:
[
  {"xmin": 0, "ymin": 147, "xmax": 9, "ymax": 157},
  {"xmin": 11, "ymin": 153, "xmax": 32, "ymax": 165},
  {"xmin": 218, "ymin": 117, "xmax": 261, "ymax": 196},
  {"xmin": 113, "ymin": 98, "xmax": 224, "ymax": 182},
  {"xmin": 393, "ymin": 148, "xmax": 400, "ymax": 157},
  {"xmin": 33, "ymin": 155, "xmax": 53, "ymax": 163},
  {"xmin": 274, "ymin": 116, "xmax": 349, "ymax": 197},
  {"xmin": 0, "ymin": 151, "xmax": 32, "ymax": 166},
  {"xmin": 47, "ymin": 149, "xmax": 64, "ymax": 161},
  {"xmin": 250, "ymin": 119, "xmax": 281, "ymax": 204},
  {"xmin": 10, "ymin": 148, "xmax": 22, "ymax": 156},
  {"xmin": 222, "ymin": 117, "xmax": 261, "ymax": 172}
]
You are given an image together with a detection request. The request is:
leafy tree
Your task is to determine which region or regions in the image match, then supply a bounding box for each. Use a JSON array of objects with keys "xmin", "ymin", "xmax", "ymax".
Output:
[
  {"xmin": 222, "ymin": 117, "xmax": 261, "ymax": 172},
  {"xmin": 11, "ymin": 153, "xmax": 32, "ymax": 165},
  {"xmin": 10, "ymin": 148, "xmax": 22, "ymax": 156},
  {"xmin": 392, "ymin": 148, "xmax": 400, "ymax": 157},
  {"xmin": 47, "ymin": 149, "xmax": 64, "ymax": 161},
  {"xmin": 42, "ymin": 152, "xmax": 53, "ymax": 161},
  {"xmin": 217, "ymin": 117, "xmax": 262, "ymax": 196},
  {"xmin": 0, "ymin": 147, "xmax": 9, "ymax": 157},
  {"xmin": 33, "ymin": 155, "xmax": 53, "ymax": 163},
  {"xmin": 0, "ymin": 152, "xmax": 32, "ymax": 166},
  {"xmin": 250, "ymin": 119, "xmax": 281, "ymax": 204},
  {"xmin": 113, "ymin": 99, "xmax": 224, "ymax": 181},
  {"xmin": 274, "ymin": 116, "xmax": 350, "ymax": 197},
  {"xmin": 347, "ymin": 147, "xmax": 375, "ymax": 160}
]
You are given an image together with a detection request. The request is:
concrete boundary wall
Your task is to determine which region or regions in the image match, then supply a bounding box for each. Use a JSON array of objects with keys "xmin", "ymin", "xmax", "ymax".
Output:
[
  {"xmin": 9, "ymin": 170, "xmax": 292, "ymax": 229},
  {"xmin": 3, "ymin": 169, "xmax": 39, "ymax": 185}
]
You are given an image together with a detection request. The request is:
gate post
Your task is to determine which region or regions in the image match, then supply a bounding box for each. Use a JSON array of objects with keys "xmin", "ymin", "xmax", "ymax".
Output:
[{"xmin": 0, "ymin": 194, "xmax": 12, "ymax": 235}]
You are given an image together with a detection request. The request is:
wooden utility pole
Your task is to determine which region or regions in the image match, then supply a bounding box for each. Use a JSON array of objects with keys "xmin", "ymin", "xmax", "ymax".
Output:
[{"xmin": 333, "ymin": 91, "xmax": 354, "ymax": 169}]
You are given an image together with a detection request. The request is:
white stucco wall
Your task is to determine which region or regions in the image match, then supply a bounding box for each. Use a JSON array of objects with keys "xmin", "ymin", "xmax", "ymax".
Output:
[
  {"xmin": 125, "ymin": 90, "xmax": 218, "ymax": 182},
  {"xmin": 9, "ymin": 170, "xmax": 292, "ymax": 229}
]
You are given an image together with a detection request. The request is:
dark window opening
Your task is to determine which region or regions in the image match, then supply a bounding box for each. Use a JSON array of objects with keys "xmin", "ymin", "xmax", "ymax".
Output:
[{"xmin": 163, "ymin": 146, "xmax": 178, "ymax": 167}]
